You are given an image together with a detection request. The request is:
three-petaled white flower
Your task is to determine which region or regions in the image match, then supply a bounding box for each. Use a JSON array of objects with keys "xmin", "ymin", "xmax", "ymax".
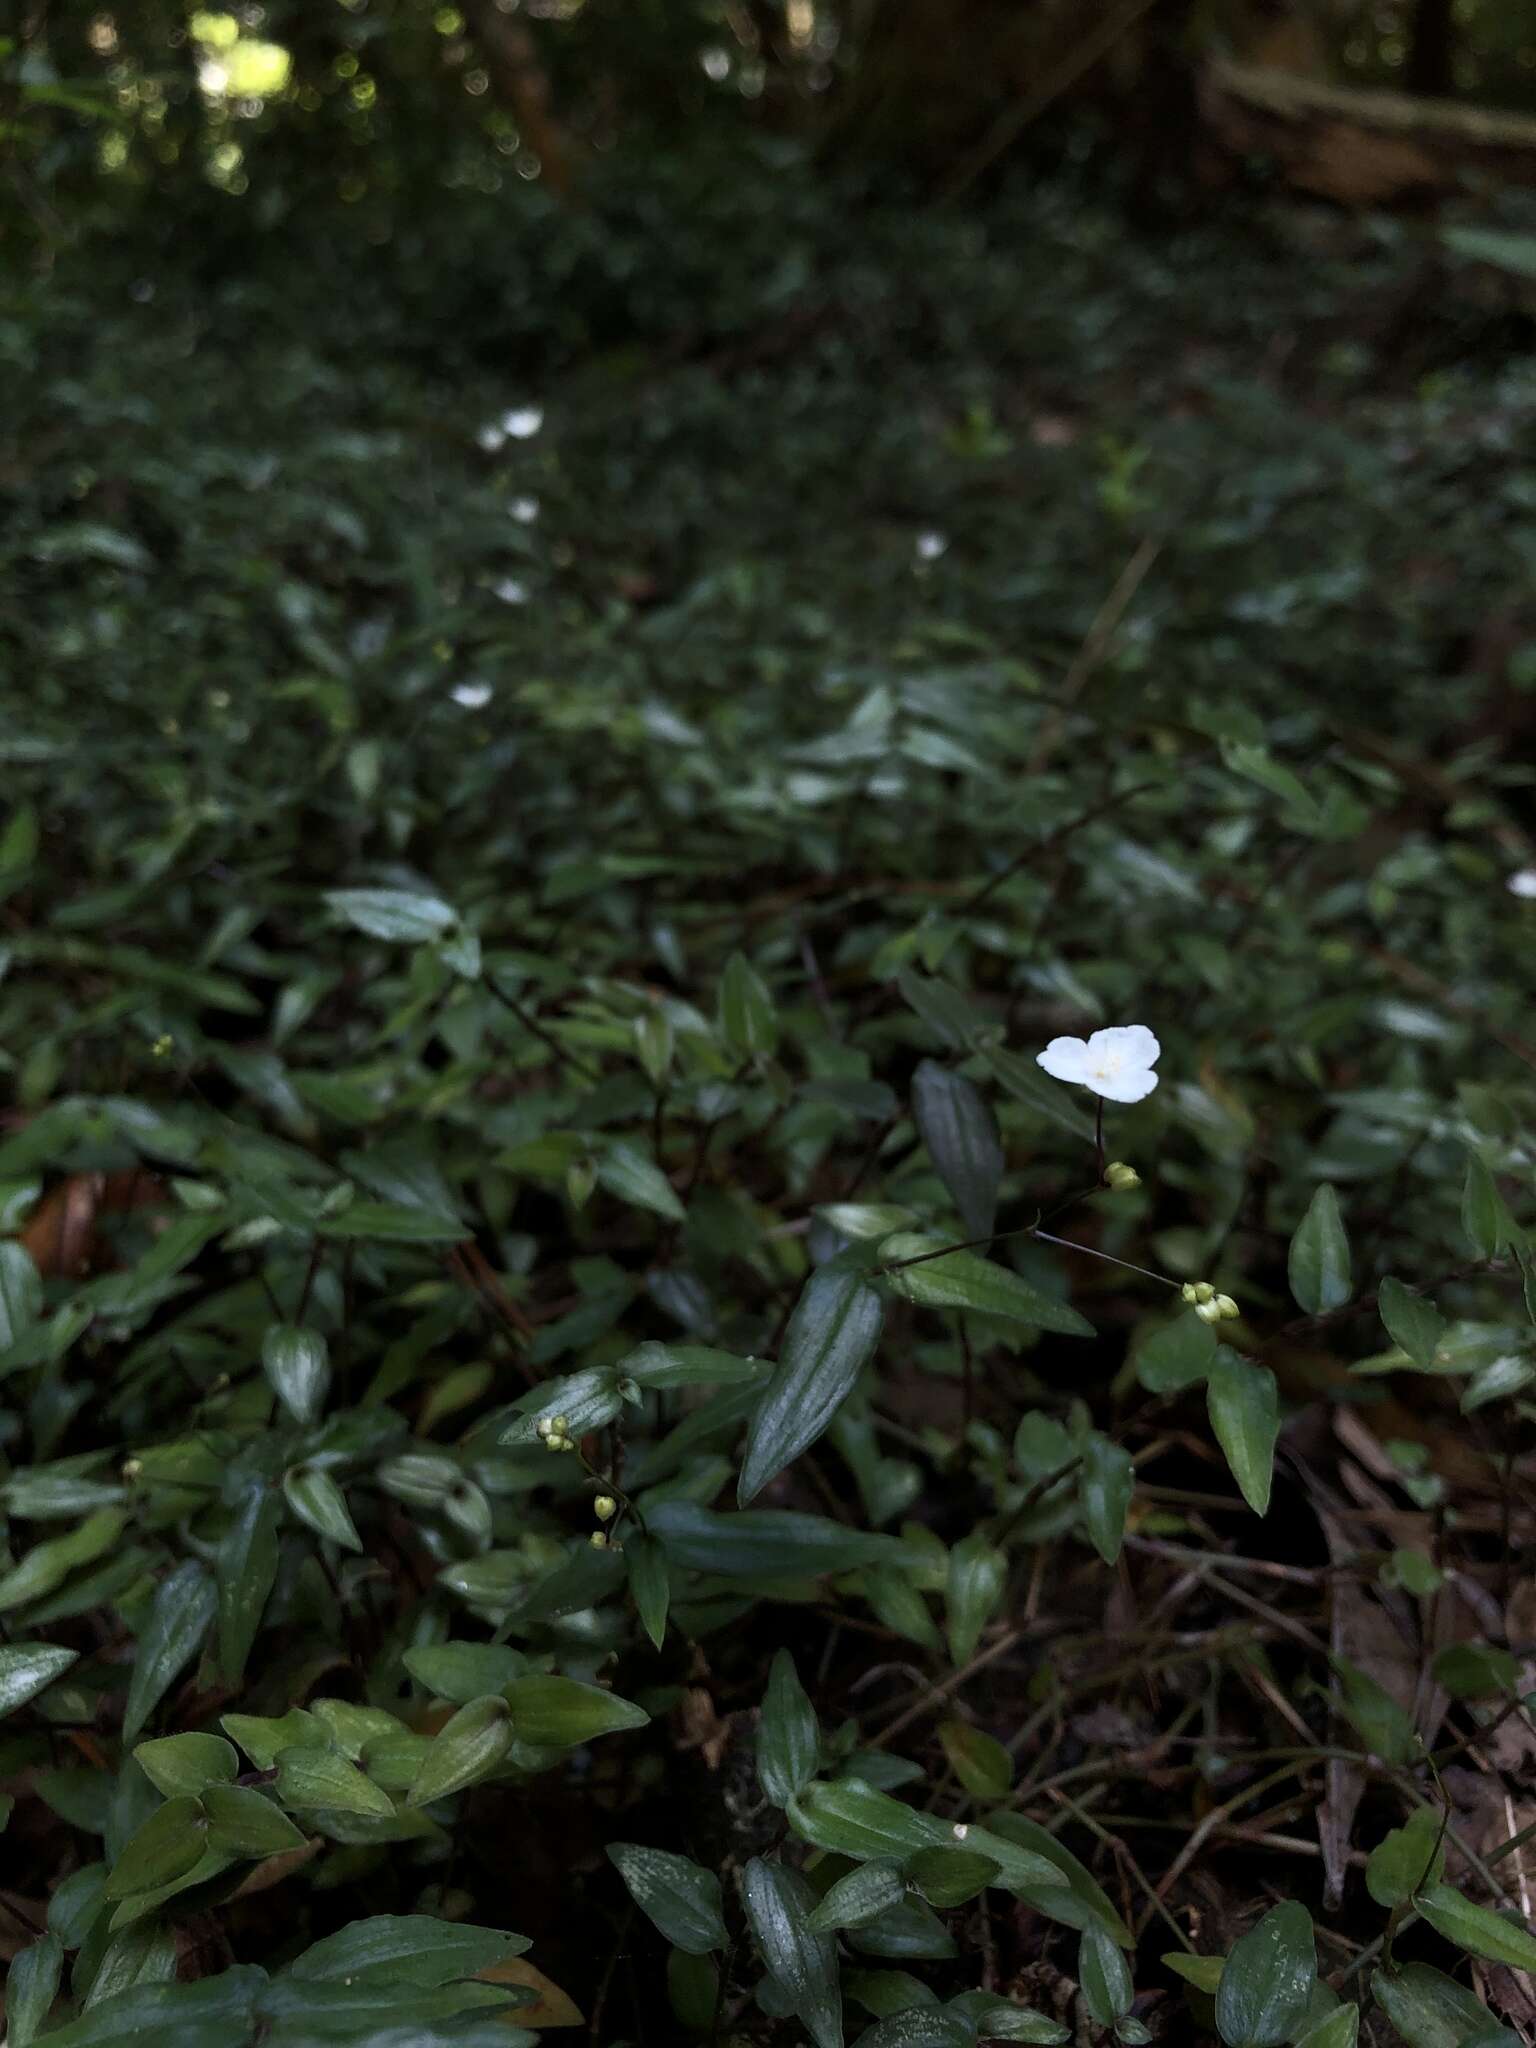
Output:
[
  {"xmin": 1036, "ymin": 1024, "xmax": 1161, "ymax": 1104},
  {"xmin": 1508, "ymin": 869, "xmax": 1536, "ymax": 900}
]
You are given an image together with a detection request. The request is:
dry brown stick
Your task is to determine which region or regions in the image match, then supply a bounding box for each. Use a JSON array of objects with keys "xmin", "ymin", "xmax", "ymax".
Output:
[
  {"xmin": 941, "ymin": 0, "xmax": 1163, "ymax": 200},
  {"xmin": 865, "ymin": 1628, "xmax": 1023, "ymax": 1751},
  {"xmin": 1022, "ymin": 537, "xmax": 1162, "ymax": 780},
  {"xmin": 1141, "ymin": 1761, "xmax": 1324, "ymax": 1933}
]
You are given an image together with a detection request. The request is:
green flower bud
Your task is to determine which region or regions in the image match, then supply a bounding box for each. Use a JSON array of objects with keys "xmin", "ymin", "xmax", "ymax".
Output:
[
  {"xmin": 589, "ymin": 1530, "xmax": 608, "ymax": 1549},
  {"xmin": 1104, "ymin": 1160, "xmax": 1141, "ymax": 1191},
  {"xmin": 593, "ymin": 1494, "xmax": 617, "ymax": 1521},
  {"xmin": 1216, "ymin": 1294, "xmax": 1240, "ymax": 1320},
  {"xmin": 1180, "ymin": 1282, "xmax": 1199, "ymax": 1305},
  {"xmin": 1194, "ymin": 1298, "xmax": 1223, "ymax": 1324},
  {"xmin": 1193, "ymin": 1281, "xmax": 1215, "ymax": 1304}
]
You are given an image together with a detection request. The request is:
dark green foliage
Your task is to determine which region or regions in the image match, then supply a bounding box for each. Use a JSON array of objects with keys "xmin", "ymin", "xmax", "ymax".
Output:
[{"xmin": 4, "ymin": 43, "xmax": 1536, "ymax": 2040}]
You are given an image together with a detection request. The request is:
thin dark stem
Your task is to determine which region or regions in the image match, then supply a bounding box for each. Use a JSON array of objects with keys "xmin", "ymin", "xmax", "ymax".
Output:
[
  {"xmin": 993, "ymin": 1454, "xmax": 1083, "ymax": 1548},
  {"xmin": 958, "ymin": 774, "xmax": 1170, "ymax": 917},
  {"xmin": 485, "ymin": 973, "xmax": 599, "ymax": 1082},
  {"xmin": 296, "ymin": 1238, "xmax": 324, "ymax": 1325},
  {"xmin": 1030, "ymin": 1228, "xmax": 1179, "ymax": 1290},
  {"xmin": 708, "ymin": 1928, "xmax": 745, "ymax": 2048}
]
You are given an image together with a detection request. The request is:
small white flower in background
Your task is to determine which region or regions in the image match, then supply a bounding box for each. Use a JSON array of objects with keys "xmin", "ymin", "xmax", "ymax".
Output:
[
  {"xmin": 501, "ymin": 405, "xmax": 543, "ymax": 439},
  {"xmin": 1508, "ymin": 868, "xmax": 1536, "ymax": 899},
  {"xmin": 915, "ymin": 530, "xmax": 948, "ymax": 561},
  {"xmin": 476, "ymin": 424, "xmax": 506, "ymax": 453},
  {"xmin": 492, "ymin": 577, "xmax": 529, "ymax": 605},
  {"xmin": 1037, "ymin": 1024, "xmax": 1160, "ymax": 1104},
  {"xmin": 451, "ymin": 681, "xmax": 493, "ymax": 710},
  {"xmin": 510, "ymin": 495, "xmax": 540, "ymax": 523}
]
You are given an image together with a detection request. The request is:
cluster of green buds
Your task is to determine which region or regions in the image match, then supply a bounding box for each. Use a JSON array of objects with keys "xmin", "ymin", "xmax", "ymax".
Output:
[
  {"xmin": 536, "ymin": 1412, "xmax": 578, "ymax": 1453},
  {"xmin": 590, "ymin": 1493, "xmax": 619, "ymax": 1549},
  {"xmin": 1182, "ymin": 1280, "xmax": 1239, "ymax": 1323},
  {"xmin": 1103, "ymin": 1160, "xmax": 1141, "ymax": 1192}
]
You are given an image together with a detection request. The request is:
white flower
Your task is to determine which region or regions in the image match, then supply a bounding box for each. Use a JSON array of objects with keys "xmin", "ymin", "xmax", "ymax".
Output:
[
  {"xmin": 1508, "ymin": 868, "xmax": 1536, "ymax": 900},
  {"xmin": 915, "ymin": 530, "xmax": 948, "ymax": 561},
  {"xmin": 509, "ymin": 495, "xmax": 540, "ymax": 523},
  {"xmin": 492, "ymin": 577, "xmax": 529, "ymax": 605},
  {"xmin": 1036, "ymin": 1024, "xmax": 1160, "ymax": 1104},
  {"xmin": 451, "ymin": 681, "xmax": 493, "ymax": 709},
  {"xmin": 501, "ymin": 405, "xmax": 543, "ymax": 439},
  {"xmin": 476, "ymin": 424, "xmax": 506, "ymax": 453}
]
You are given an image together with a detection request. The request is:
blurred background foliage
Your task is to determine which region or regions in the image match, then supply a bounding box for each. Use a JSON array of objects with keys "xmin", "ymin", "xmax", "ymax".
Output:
[
  {"xmin": 9, "ymin": 0, "xmax": 1536, "ymax": 247},
  {"xmin": 9, "ymin": 1, "xmax": 1536, "ymax": 2043}
]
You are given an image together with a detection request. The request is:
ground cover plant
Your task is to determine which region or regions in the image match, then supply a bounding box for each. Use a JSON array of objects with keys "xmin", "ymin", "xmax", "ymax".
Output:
[{"xmin": 7, "ymin": 27, "xmax": 1536, "ymax": 2041}]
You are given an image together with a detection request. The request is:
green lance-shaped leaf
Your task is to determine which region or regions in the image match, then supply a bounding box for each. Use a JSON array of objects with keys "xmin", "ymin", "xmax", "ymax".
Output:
[
  {"xmin": 937, "ymin": 1720, "xmax": 1013, "ymax": 1801},
  {"xmin": 946, "ymin": 1530, "xmax": 1005, "ymax": 1666},
  {"xmin": 503, "ymin": 1673, "xmax": 649, "ymax": 1748},
  {"xmin": 1365, "ymin": 1807, "xmax": 1445, "ymax": 1909},
  {"xmin": 1136, "ymin": 1310, "xmax": 1217, "ymax": 1394},
  {"xmin": 406, "ymin": 1694, "xmax": 515, "ymax": 1806},
  {"xmin": 325, "ymin": 887, "xmax": 456, "ymax": 943},
  {"xmin": 0, "ymin": 1641, "xmax": 78, "ymax": 1719},
  {"xmin": 275, "ymin": 1744, "xmax": 396, "ymax": 1819},
  {"xmin": 789, "ymin": 1777, "xmax": 955, "ymax": 1861},
  {"xmin": 282, "ymin": 1466, "xmax": 362, "ymax": 1551},
  {"xmin": 403, "ymin": 1642, "xmax": 525, "ymax": 1705},
  {"xmin": 1214, "ymin": 1900, "xmax": 1316, "ymax": 2048},
  {"xmin": 104, "ymin": 1796, "xmax": 209, "ymax": 1898},
  {"xmin": 0, "ymin": 1506, "xmax": 127, "ymax": 1611},
  {"xmin": 739, "ymin": 1260, "xmax": 883, "ymax": 1505},
  {"xmin": 1376, "ymin": 1277, "xmax": 1445, "ymax": 1371},
  {"xmin": 880, "ymin": 1234, "xmax": 1093, "ymax": 1337},
  {"xmin": 741, "ymin": 1856, "xmax": 843, "ymax": 2048},
  {"xmin": 1331, "ymin": 1654, "xmax": 1418, "ymax": 1765},
  {"xmin": 805, "ymin": 1860, "xmax": 907, "ymax": 1933},
  {"xmin": 1462, "ymin": 1151, "xmax": 1517, "ymax": 1259},
  {"xmin": 201, "ymin": 1783, "xmax": 308, "ymax": 1859},
  {"xmin": 646, "ymin": 1500, "xmax": 902, "ymax": 1579},
  {"xmin": 7, "ymin": 1930, "xmax": 64, "ymax": 2048},
  {"xmin": 719, "ymin": 951, "xmax": 778, "ymax": 1059},
  {"xmin": 121, "ymin": 1560, "xmax": 217, "ymax": 1746},
  {"xmin": 1288, "ymin": 1184, "xmax": 1351, "ymax": 1315},
  {"xmin": 757, "ymin": 1649, "xmax": 821, "ymax": 1807},
  {"xmin": 946, "ymin": 1990, "xmax": 1072, "ymax": 2043},
  {"xmin": 911, "ymin": 1059, "xmax": 1003, "ymax": 1241},
  {"xmin": 607, "ymin": 1842, "xmax": 727, "ymax": 1954},
  {"xmin": 1433, "ymin": 1642, "xmax": 1517, "ymax": 1698},
  {"xmin": 855, "ymin": 2012, "xmax": 973, "ymax": 2048},
  {"xmin": 287, "ymin": 1914, "xmax": 528, "ymax": 1984},
  {"xmin": 979, "ymin": 1811, "xmax": 1134, "ymax": 1944},
  {"xmin": 261, "ymin": 1323, "xmax": 331, "ymax": 1426},
  {"xmin": 625, "ymin": 1532, "xmax": 670, "ymax": 1651},
  {"xmin": 1293, "ymin": 2007, "xmax": 1359, "ymax": 2048},
  {"xmin": 1207, "ymin": 1352, "xmax": 1279, "ymax": 1517},
  {"xmin": 0, "ymin": 1237, "xmax": 42, "ymax": 1356},
  {"xmin": 133, "ymin": 1732, "xmax": 238, "ymax": 1799},
  {"xmin": 1416, "ymin": 1883, "xmax": 1536, "ymax": 1971},
  {"xmin": 595, "ymin": 1139, "xmax": 685, "ymax": 1222},
  {"xmin": 908, "ymin": 1846, "xmax": 999, "ymax": 1908},
  {"xmin": 1371, "ymin": 1962, "xmax": 1499, "ymax": 2048},
  {"xmin": 1078, "ymin": 1432, "xmax": 1133, "ymax": 1564},
  {"xmin": 1078, "ymin": 1923, "xmax": 1134, "ymax": 2027},
  {"xmin": 216, "ymin": 1486, "xmax": 280, "ymax": 1683}
]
